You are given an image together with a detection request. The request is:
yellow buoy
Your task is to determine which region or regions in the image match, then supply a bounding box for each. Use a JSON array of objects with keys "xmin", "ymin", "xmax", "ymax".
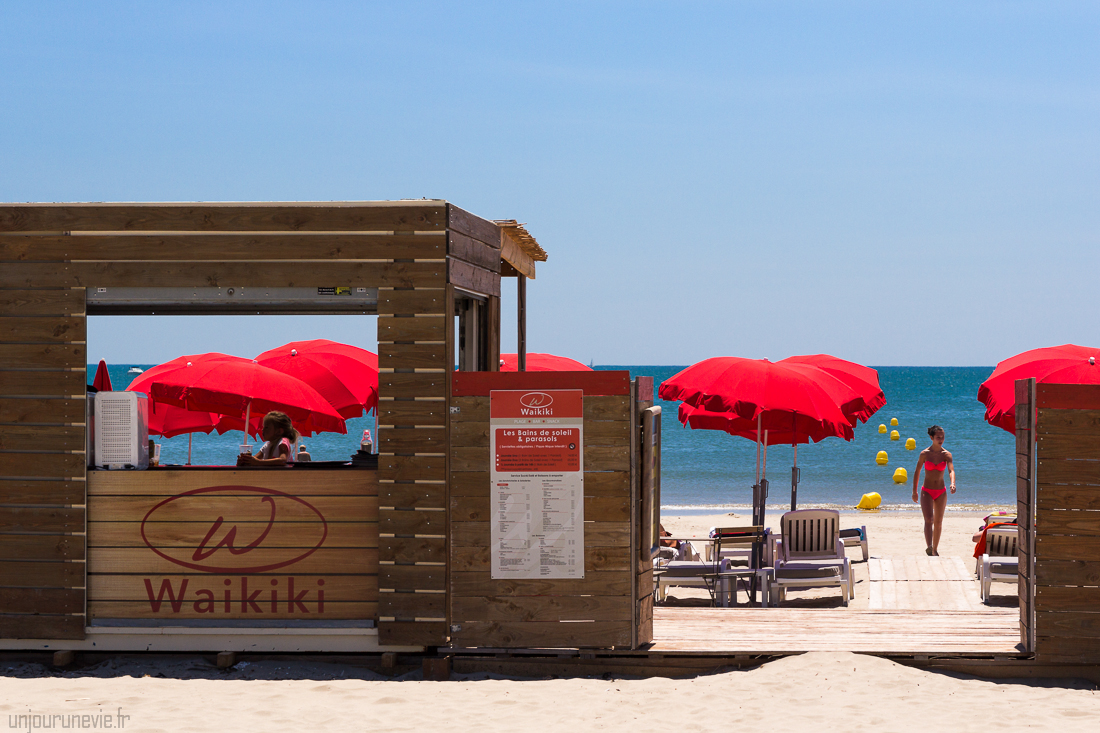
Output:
[
  {"xmin": 878, "ymin": 424, "xmax": 887, "ymax": 434},
  {"xmin": 905, "ymin": 437, "xmax": 916, "ymax": 450},
  {"xmin": 893, "ymin": 467, "xmax": 908, "ymax": 483},
  {"xmin": 890, "ymin": 417, "xmax": 898, "ymax": 426},
  {"xmin": 856, "ymin": 492, "xmax": 882, "ymax": 510},
  {"xmin": 890, "ymin": 430, "xmax": 900, "ymax": 441},
  {"xmin": 875, "ymin": 450, "xmax": 888, "ymax": 465}
]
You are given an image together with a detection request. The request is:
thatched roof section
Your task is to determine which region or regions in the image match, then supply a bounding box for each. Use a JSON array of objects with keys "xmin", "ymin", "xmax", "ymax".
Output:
[{"xmin": 495, "ymin": 220, "xmax": 547, "ymax": 262}]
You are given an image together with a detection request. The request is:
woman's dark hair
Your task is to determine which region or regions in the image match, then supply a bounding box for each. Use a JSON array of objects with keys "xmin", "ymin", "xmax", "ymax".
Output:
[
  {"xmin": 263, "ymin": 411, "xmax": 300, "ymax": 442},
  {"xmin": 928, "ymin": 425, "xmax": 943, "ymax": 438}
]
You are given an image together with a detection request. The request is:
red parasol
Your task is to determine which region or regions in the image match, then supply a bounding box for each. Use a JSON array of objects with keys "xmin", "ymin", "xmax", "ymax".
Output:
[
  {"xmin": 254, "ymin": 339, "xmax": 379, "ymax": 419},
  {"xmin": 978, "ymin": 344, "xmax": 1100, "ymax": 433},
  {"xmin": 499, "ymin": 353, "xmax": 593, "ymax": 372},
  {"xmin": 777, "ymin": 354, "xmax": 885, "ymax": 424},
  {"xmin": 92, "ymin": 360, "xmax": 112, "ymax": 391},
  {"xmin": 660, "ymin": 355, "xmax": 881, "ymax": 516}
]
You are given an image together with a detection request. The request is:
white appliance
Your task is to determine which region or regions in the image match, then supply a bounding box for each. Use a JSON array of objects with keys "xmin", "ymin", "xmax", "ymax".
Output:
[{"xmin": 94, "ymin": 392, "xmax": 150, "ymax": 470}]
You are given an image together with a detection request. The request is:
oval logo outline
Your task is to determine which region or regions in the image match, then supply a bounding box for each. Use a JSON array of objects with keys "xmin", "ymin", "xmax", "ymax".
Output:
[
  {"xmin": 140, "ymin": 485, "xmax": 328, "ymax": 574},
  {"xmin": 520, "ymin": 392, "xmax": 554, "ymax": 408}
]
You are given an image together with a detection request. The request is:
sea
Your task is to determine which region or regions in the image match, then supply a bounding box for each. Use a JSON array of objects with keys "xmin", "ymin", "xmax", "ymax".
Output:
[{"xmin": 97, "ymin": 364, "xmax": 1015, "ymax": 512}]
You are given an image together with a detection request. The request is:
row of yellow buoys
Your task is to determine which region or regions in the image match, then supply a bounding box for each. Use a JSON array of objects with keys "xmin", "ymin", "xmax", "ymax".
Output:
[{"xmin": 860, "ymin": 415, "xmax": 919, "ymax": 508}]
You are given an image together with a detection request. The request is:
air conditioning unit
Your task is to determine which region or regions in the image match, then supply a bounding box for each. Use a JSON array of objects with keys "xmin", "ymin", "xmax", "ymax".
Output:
[{"xmin": 94, "ymin": 392, "xmax": 150, "ymax": 470}]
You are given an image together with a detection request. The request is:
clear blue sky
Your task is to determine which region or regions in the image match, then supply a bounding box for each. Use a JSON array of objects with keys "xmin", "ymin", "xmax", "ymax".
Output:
[{"xmin": 3, "ymin": 2, "xmax": 1097, "ymax": 366}]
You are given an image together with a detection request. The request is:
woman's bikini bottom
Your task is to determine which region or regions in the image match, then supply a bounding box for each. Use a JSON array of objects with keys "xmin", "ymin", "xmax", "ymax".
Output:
[{"xmin": 922, "ymin": 486, "xmax": 946, "ymax": 500}]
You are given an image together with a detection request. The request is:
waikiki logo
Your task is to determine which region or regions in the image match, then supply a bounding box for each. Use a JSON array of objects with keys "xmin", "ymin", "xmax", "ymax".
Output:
[
  {"xmin": 140, "ymin": 486, "xmax": 328, "ymax": 573},
  {"xmin": 519, "ymin": 392, "xmax": 554, "ymax": 415}
]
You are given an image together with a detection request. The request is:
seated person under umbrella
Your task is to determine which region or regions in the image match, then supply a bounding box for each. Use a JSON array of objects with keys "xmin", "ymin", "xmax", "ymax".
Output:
[{"xmin": 237, "ymin": 411, "xmax": 298, "ymax": 467}]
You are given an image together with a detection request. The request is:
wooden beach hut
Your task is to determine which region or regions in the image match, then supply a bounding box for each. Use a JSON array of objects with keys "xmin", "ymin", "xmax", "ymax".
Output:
[{"xmin": 0, "ymin": 201, "xmax": 657, "ymax": 655}]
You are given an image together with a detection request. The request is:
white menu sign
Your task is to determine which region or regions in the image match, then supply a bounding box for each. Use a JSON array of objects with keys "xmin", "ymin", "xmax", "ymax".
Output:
[{"xmin": 490, "ymin": 389, "xmax": 584, "ymax": 579}]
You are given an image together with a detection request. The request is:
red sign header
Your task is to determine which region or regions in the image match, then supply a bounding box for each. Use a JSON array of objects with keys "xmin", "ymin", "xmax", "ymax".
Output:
[{"xmin": 491, "ymin": 389, "xmax": 583, "ymax": 420}]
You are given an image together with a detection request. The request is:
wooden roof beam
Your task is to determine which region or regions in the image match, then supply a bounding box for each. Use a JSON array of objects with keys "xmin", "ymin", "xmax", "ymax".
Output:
[{"xmin": 500, "ymin": 230, "xmax": 536, "ymax": 279}]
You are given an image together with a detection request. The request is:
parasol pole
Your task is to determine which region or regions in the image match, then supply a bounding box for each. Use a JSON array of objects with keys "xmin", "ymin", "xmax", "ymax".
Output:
[
  {"xmin": 187, "ymin": 433, "xmax": 192, "ymax": 466},
  {"xmin": 791, "ymin": 411, "xmax": 800, "ymax": 511},
  {"xmin": 242, "ymin": 399, "xmax": 252, "ymax": 454}
]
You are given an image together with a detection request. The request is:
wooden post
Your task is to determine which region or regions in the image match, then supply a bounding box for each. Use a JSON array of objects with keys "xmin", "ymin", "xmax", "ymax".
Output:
[{"xmin": 517, "ymin": 276, "xmax": 527, "ymax": 371}]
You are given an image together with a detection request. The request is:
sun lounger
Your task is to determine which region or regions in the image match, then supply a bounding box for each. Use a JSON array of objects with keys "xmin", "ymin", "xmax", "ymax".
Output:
[
  {"xmin": 769, "ymin": 509, "xmax": 853, "ymax": 606},
  {"xmin": 840, "ymin": 526, "xmax": 868, "ymax": 562},
  {"xmin": 656, "ymin": 527, "xmax": 764, "ymax": 605},
  {"xmin": 980, "ymin": 526, "xmax": 1019, "ymax": 602}
]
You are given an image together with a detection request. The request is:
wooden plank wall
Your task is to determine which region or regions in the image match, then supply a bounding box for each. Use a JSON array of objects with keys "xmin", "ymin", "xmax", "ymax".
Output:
[
  {"xmin": 1033, "ymin": 382, "xmax": 1100, "ymax": 663},
  {"xmin": 633, "ymin": 378, "xmax": 655, "ymax": 647},
  {"xmin": 0, "ymin": 201, "xmax": 475, "ymax": 646},
  {"xmin": 1015, "ymin": 378, "xmax": 1035, "ymax": 651},
  {"xmin": 375, "ymin": 204, "xmax": 502, "ymax": 646},
  {"xmin": 0, "ymin": 286, "xmax": 87, "ymax": 640},
  {"xmin": 448, "ymin": 371, "xmax": 635, "ymax": 649},
  {"xmin": 85, "ymin": 471, "xmax": 377, "ymax": 619}
]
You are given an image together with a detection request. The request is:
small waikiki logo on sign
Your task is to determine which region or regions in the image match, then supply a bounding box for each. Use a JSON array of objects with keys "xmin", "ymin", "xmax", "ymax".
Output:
[
  {"xmin": 519, "ymin": 392, "xmax": 554, "ymax": 410},
  {"xmin": 140, "ymin": 486, "xmax": 328, "ymax": 573}
]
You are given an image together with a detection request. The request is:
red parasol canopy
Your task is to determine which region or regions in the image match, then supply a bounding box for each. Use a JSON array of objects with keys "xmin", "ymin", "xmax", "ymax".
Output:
[
  {"xmin": 777, "ymin": 354, "xmax": 885, "ymax": 424},
  {"xmin": 92, "ymin": 360, "xmax": 112, "ymax": 391},
  {"xmin": 132, "ymin": 353, "xmax": 346, "ymax": 436},
  {"xmin": 658, "ymin": 356, "xmax": 860, "ymax": 441},
  {"xmin": 978, "ymin": 344, "xmax": 1100, "ymax": 433},
  {"xmin": 254, "ymin": 339, "xmax": 379, "ymax": 419},
  {"xmin": 499, "ymin": 353, "xmax": 593, "ymax": 372}
]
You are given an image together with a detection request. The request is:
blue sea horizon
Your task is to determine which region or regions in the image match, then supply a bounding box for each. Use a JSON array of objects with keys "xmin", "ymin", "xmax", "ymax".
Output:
[{"xmin": 95, "ymin": 363, "xmax": 1015, "ymax": 511}]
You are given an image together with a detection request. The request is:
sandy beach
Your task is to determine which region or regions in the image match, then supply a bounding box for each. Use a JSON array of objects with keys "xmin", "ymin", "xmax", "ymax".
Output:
[
  {"xmin": 3, "ymin": 648, "xmax": 1099, "ymax": 732},
  {"xmin": 5, "ymin": 507, "xmax": 1099, "ymax": 732}
]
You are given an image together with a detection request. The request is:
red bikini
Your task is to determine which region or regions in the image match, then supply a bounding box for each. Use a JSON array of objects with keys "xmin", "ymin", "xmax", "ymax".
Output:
[{"xmin": 922, "ymin": 459, "xmax": 948, "ymax": 499}]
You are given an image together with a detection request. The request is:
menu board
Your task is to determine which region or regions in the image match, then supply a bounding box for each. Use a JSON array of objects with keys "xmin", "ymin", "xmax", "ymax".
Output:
[{"xmin": 490, "ymin": 389, "xmax": 584, "ymax": 579}]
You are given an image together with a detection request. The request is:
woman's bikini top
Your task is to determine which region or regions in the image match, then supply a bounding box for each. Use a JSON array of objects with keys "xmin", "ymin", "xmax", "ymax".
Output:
[{"xmin": 925, "ymin": 460, "xmax": 947, "ymax": 471}]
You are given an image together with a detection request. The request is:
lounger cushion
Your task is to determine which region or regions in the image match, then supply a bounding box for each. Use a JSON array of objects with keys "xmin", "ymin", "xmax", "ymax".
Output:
[
  {"xmin": 989, "ymin": 561, "xmax": 1018, "ymax": 575},
  {"xmin": 661, "ymin": 561, "xmax": 721, "ymax": 577},
  {"xmin": 839, "ymin": 528, "xmax": 864, "ymax": 539},
  {"xmin": 775, "ymin": 565, "xmax": 841, "ymax": 579}
]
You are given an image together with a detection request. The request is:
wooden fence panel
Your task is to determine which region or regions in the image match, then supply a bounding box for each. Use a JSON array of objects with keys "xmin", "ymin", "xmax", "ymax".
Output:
[
  {"xmin": 448, "ymin": 373, "xmax": 639, "ymax": 649},
  {"xmin": 0, "ymin": 290, "xmax": 87, "ymax": 641},
  {"xmin": 1033, "ymin": 382, "xmax": 1100, "ymax": 663}
]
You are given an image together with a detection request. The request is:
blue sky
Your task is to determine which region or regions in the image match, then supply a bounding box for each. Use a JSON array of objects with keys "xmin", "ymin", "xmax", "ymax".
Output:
[{"xmin": 3, "ymin": 2, "xmax": 1097, "ymax": 366}]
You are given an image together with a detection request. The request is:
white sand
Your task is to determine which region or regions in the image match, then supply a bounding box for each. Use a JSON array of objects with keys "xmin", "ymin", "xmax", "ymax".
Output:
[
  {"xmin": 2, "ymin": 652, "xmax": 1098, "ymax": 732},
  {"xmin": 7, "ymin": 507, "xmax": 1096, "ymax": 730}
]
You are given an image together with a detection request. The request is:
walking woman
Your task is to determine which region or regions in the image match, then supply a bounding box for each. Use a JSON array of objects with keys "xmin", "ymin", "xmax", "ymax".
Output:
[{"xmin": 912, "ymin": 425, "xmax": 956, "ymax": 556}]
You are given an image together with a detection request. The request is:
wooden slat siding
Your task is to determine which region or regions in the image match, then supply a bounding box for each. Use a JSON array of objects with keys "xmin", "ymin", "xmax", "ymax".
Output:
[
  {"xmin": 377, "ymin": 400, "xmax": 447, "ymax": 427},
  {"xmin": 0, "ymin": 289, "xmax": 85, "ymax": 316},
  {"xmin": 0, "ymin": 261, "xmax": 446, "ymax": 289},
  {"xmin": 0, "ymin": 344, "xmax": 87, "ymax": 369},
  {"xmin": 376, "ymin": 271, "xmax": 451, "ymax": 647},
  {"xmin": 87, "ymin": 548, "xmax": 378, "ymax": 576},
  {"xmin": 0, "ymin": 202, "xmax": 448, "ymax": 233},
  {"xmin": 0, "ymin": 370, "xmax": 86, "ymax": 396},
  {"xmin": 452, "ymin": 371, "xmax": 631, "ymax": 397},
  {"xmin": 447, "ymin": 259, "xmax": 501, "ymax": 298},
  {"xmin": 0, "ymin": 288, "xmax": 87, "ymax": 640},
  {"xmin": 448, "ymin": 231, "xmax": 502, "ymax": 273},
  {"xmin": 1016, "ymin": 378, "xmax": 1035, "ymax": 651},
  {"xmin": 632, "ymin": 377, "xmax": 656, "ymax": 646},
  {"xmin": 0, "ymin": 479, "xmax": 85, "ymax": 505},
  {"xmin": 380, "ymin": 484, "xmax": 447, "ymax": 509},
  {"xmin": 86, "ymin": 602, "xmax": 378, "ymax": 621},
  {"xmin": 0, "ymin": 534, "xmax": 84, "ymax": 561},
  {"xmin": 88, "ymin": 521, "xmax": 378, "ymax": 549},
  {"xmin": 378, "ymin": 343, "xmax": 449, "ymax": 371},
  {"xmin": 446, "ymin": 204, "xmax": 501, "ymax": 249},
  {"xmin": 377, "ymin": 316, "xmax": 447, "ymax": 343},
  {"xmin": 0, "ymin": 233, "xmax": 446, "ymax": 262},
  {"xmin": 88, "ymin": 575, "xmax": 377, "ymax": 600},
  {"xmin": 0, "ymin": 588, "xmax": 83, "ymax": 614},
  {"xmin": 381, "ymin": 537, "xmax": 446, "ymax": 564},
  {"xmin": 85, "ymin": 469, "xmax": 378, "ymax": 497},
  {"xmin": 1032, "ymin": 381, "xmax": 1100, "ymax": 663},
  {"xmin": 0, "ymin": 316, "xmax": 86, "ymax": 342},
  {"xmin": 379, "ymin": 373, "xmax": 448, "ymax": 399},
  {"xmin": 449, "ymin": 373, "xmax": 634, "ymax": 651},
  {"xmin": 0, "ymin": 425, "xmax": 85, "ymax": 452},
  {"xmin": 376, "ymin": 288, "xmax": 447, "ymax": 316},
  {"xmin": 0, "ymin": 615, "xmax": 84, "ymax": 640}
]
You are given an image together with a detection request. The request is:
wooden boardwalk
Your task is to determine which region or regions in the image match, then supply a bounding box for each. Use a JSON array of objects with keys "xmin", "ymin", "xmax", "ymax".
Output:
[{"xmin": 652, "ymin": 555, "xmax": 1022, "ymax": 655}]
